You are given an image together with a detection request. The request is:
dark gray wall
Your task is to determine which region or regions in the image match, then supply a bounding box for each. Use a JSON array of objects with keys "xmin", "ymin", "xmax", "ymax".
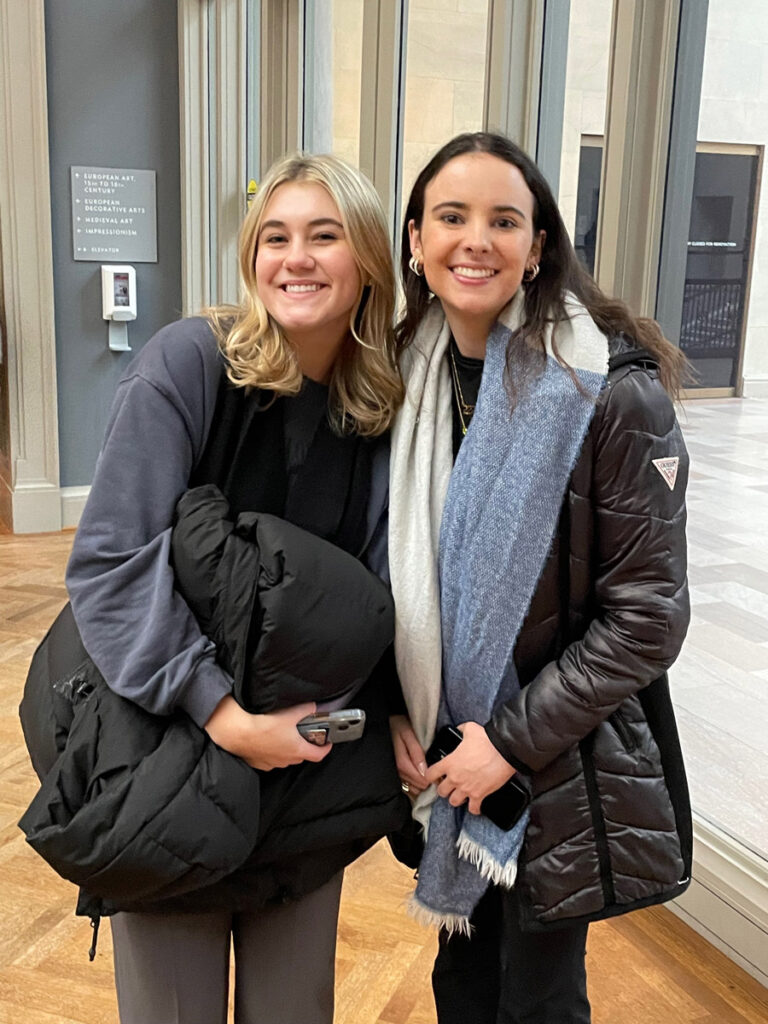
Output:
[
  {"xmin": 45, "ymin": 0, "xmax": 182, "ymax": 487},
  {"xmin": 0, "ymin": 243, "xmax": 9, "ymax": 471}
]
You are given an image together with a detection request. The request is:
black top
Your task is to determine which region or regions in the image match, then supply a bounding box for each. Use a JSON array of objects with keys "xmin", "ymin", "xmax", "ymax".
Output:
[
  {"xmin": 191, "ymin": 372, "xmax": 373, "ymax": 557},
  {"xmin": 283, "ymin": 377, "xmax": 330, "ymax": 481},
  {"xmin": 449, "ymin": 337, "xmax": 484, "ymax": 457}
]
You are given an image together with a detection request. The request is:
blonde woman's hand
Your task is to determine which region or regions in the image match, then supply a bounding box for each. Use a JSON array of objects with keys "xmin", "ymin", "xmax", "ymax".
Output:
[
  {"xmin": 389, "ymin": 714, "xmax": 428, "ymax": 796},
  {"xmin": 424, "ymin": 721, "xmax": 515, "ymax": 815},
  {"xmin": 204, "ymin": 696, "xmax": 333, "ymax": 770}
]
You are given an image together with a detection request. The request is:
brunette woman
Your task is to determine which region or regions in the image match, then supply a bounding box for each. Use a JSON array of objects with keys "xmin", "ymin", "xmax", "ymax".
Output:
[{"xmin": 388, "ymin": 132, "xmax": 691, "ymax": 1024}]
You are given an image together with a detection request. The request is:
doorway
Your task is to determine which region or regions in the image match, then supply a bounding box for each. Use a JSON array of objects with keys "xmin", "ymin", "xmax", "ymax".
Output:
[{"xmin": 681, "ymin": 145, "xmax": 761, "ymax": 391}]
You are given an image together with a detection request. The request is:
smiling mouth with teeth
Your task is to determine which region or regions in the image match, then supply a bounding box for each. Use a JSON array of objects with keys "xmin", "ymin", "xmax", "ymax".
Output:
[
  {"xmin": 451, "ymin": 266, "xmax": 497, "ymax": 279},
  {"xmin": 282, "ymin": 283, "xmax": 323, "ymax": 292}
]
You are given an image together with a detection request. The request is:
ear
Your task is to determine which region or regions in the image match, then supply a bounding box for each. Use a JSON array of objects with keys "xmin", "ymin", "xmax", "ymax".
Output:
[
  {"xmin": 408, "ymin": 218, "xmax": 422, "ymax": 259},
  {"xmin": 529, "ymin": 229, "xmax": 546, "ymax": 263}
]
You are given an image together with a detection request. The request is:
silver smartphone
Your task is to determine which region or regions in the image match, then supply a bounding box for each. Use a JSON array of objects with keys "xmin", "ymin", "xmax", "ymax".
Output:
[{"xmin": 297, "ymin": 709, "xmax": 366, "ymax": 746}]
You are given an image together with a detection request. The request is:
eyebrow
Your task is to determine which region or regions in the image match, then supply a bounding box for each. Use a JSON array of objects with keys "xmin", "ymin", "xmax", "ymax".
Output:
[
  {"xmin": 431, "ymin": 201, "xmax": 528, "ymax": 222},
  {"xmin": 259, "ymin": 217, "xmax": 345, "ymax": 232}
]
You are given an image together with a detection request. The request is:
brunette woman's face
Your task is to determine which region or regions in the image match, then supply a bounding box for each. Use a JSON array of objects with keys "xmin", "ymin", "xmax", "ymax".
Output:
[
  {"xmin": 255, "ymin": 181, "xmax": 362, "ymax": 351},
  {"xmin": 409, "ymin": 152, "xmax": 544, "ymax": 331}
]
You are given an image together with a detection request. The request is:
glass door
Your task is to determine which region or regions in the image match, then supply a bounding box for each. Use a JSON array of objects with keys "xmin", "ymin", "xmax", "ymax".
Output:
[{"xmin": 681, "ymin": 146, "xmax": 760, "ymax": 389}]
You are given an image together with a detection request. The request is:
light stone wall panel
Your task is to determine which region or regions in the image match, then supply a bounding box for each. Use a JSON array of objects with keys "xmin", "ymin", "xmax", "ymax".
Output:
[
  {"xmin": 406, "ymin": 10, "xmax": 488, "ymax": 82},
  {"xmin": 399, "ymin": 0, "xmax": 489, "ymax": 219},
  {"xmin": 331, "ymin": 0, "xmax": 363, "ymax": 166},
  {"xmin": 558, "ymin": 0, "xmax": 612, "ymax": 238}
]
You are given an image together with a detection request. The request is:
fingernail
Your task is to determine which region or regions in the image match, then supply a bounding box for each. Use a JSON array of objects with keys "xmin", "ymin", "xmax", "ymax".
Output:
[{"xmin": 418, "ymin": 761, "xmax": 426, "ymax": 776}]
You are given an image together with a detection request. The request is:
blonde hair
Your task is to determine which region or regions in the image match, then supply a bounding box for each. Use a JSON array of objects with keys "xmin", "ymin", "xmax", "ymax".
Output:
[{"xmin": 206, "ymin": 152, "xmax": 403, "ymax": 436}]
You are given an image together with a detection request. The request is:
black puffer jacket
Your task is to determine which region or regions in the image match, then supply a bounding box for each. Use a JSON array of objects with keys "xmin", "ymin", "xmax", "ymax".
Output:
[
  {"xmin": 485, "ymin": 341, "xmax": 692, "ymax": 929},
  {"xmin": 19, "ymin": 507, "xmax": 409, "ymax": 918},
  {"xmin": 170, "ymin": 484, "xmax": 395, "ymax": 713}
]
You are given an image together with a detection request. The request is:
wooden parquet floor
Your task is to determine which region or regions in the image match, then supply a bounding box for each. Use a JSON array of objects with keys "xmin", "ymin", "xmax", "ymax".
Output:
[{"xmin": 1, "ymin": 530, "xmax": 766, "ymax": 1023}]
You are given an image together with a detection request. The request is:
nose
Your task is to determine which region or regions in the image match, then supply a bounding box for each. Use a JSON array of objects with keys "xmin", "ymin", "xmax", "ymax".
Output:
[
  {"xmin": 462, "ymin": 218, "xmax": 491, "ymax": 254},
  {"xmin": 283, "ymin": 239, "xmax": 315, "ymax": 271}
]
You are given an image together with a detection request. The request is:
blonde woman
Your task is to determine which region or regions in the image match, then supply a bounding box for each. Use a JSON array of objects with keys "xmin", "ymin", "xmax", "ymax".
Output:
[{"xmin": 65, "ymin": 153, "xmax": 404, "ymax": 1024}]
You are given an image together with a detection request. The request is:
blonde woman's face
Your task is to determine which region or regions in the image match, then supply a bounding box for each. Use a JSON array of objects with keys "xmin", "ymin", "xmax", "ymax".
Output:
[{"xmin": 255, "ymin": 181, "xmax": 362, "ymax": 354}]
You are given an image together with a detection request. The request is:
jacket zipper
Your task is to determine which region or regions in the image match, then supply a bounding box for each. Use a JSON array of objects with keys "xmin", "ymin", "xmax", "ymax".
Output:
[{"xmin": 580, "ymin": 733, "xmax": 615, "ymax": 908}]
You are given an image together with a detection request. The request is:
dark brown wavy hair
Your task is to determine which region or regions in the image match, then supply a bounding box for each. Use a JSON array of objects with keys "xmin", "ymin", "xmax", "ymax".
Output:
[{"xmin": 396, "ymin": 132, "xmax": 687, "ymax": 398}]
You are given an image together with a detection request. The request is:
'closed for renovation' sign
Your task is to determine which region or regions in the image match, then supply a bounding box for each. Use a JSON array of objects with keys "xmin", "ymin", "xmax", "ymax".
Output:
[{"xmin": 71, "ymin": 166, "xmax": 157, "ymax": 262}]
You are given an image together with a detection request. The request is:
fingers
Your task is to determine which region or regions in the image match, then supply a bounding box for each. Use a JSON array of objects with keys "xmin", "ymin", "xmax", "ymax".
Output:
[
  {"xmin": 390, "ymin": 716, "xmax": 428, "ymax": 795},
  {"xmin": 302, "ymin": 738, "xmax": 333, "ymax": 763},
  {"xmin": 287, "ymin": 702, "xmax": 336, "ymax": 760},
  {"xmin": 434, "ymin": 773, "xmax": 470, "ymax": 810},
  {"xmin": 395, "ymin": 745, "xmax": 427, "ymax": 793},
  {"xmin": 424, "ymin": 760, "xmax": 445, "ymax": 787},
  {"xmin": 242, "ymin": 702, "xmax": 333, "ymax": 770},
  {"xmin": 401, "ymin": 776, "xmax": 426, "ymax": 797},
  {"xmin": 402, "ymin": 730, "xmax": 427, "ymax": 780}
]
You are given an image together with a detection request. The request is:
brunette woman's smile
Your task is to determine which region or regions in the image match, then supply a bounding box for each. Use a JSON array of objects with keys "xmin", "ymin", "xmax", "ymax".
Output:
[{"xmin": 449, "ymin": 264, "xmax": 499, "ymax": 284}]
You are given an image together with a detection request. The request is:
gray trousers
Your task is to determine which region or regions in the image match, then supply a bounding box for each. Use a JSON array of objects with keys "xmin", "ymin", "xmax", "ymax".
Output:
[{"xmin": 111, "ymin": 872, "xmax": 344, "ymax": 1024}]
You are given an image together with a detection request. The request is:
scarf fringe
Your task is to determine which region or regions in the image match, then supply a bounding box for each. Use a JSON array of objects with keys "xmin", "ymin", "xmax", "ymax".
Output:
[
  {"xmin": 407, "ymin": 894, "xmax": 472, "ymax": 937},
  {"xmin": 457, "ymin": 834, "xmax": 519, "ymax": 889}
]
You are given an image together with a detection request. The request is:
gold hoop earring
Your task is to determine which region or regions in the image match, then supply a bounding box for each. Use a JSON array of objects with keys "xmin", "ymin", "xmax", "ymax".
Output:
[
  {"xmin": 408, "ymin": 254, "xmax": 424, "ymax": 277},
  {"xmin": 523, "ymin": 263, "xmax": 540, "ymax": 283}
]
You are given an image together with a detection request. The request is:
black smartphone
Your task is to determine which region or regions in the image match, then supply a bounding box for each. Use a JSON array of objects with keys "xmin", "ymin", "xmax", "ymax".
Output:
[
  {"xmin": 297, "ymin": 709, "xmax": 366, "ymax": 746},
  {"xmin": 426, "ymin": 725, "xmax": 530, "ymax": 831}
]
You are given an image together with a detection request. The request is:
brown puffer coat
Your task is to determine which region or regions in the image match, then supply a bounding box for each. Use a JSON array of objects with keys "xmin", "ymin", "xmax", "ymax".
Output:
[{"xmin": 486, "ymin": 339, "xmax": 692, "ymax": 930}]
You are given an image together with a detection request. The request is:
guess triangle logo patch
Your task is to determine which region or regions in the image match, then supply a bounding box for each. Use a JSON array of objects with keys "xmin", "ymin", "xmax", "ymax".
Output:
[{"xmin": 652, "ymin": 456, "xmax": 679, "ymax": 491}]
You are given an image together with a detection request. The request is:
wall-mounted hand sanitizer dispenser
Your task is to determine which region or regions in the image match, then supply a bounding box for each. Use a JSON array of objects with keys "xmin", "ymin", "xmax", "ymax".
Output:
[{"xmin": 101, "ymin": 265, "xmax": 136, "ymax": 351}]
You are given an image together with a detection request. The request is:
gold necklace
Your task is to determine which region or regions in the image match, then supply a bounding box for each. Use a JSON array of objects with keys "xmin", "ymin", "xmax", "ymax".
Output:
[{"xmin": 449, "ymin": 346, "xmax": 475, "ymax": 436}]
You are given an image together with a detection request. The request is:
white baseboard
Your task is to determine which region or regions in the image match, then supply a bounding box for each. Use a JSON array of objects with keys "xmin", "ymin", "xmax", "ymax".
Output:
[
  {"xmin": 60, "ymin": 485, "xmax": 90, "ymax": 529},
  {"xmin": 11, "ymin": 483, "xmax": 62, "ymax": 534},
  {"xmin": 2, "ymin": 483, "xmax": 88, "ymax": 532},
  {"xmin": 741, "ymin": 377, "xmax": 768, "ymax": 398},
  {"xmin": 670, "ymin": 815, "xmax": 768, "ymax": 988}
]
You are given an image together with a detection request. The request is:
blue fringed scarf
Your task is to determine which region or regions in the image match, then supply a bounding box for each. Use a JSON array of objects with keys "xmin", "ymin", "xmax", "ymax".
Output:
[{"xmin": 389, "ymin": 291, "xmax": 608, "ymax": 933}]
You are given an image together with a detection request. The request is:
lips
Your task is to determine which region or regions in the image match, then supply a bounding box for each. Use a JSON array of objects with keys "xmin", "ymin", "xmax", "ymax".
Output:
[
  {"xmin": 450, "ymin": 266, "xmax": 497, "ymax": 279},
  {"xmin": 280, "ymin": 282, "xmax": 325, "ymax": 293}
]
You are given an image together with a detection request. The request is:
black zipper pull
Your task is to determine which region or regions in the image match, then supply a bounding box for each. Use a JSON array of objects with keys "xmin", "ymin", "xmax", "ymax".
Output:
[{"xmin": 88, "ymin": 915, "xmax": 101, "ymax": 961}]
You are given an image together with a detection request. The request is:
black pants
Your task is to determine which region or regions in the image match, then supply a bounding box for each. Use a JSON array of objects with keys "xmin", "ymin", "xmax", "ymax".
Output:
[{"xmin": 432, "ymin": 885, "xmax": 591, "ymax": 1024}]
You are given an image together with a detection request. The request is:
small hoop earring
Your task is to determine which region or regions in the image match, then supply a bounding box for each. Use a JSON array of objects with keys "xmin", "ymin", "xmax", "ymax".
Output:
[
  {"xmin": 408, "ymin": 254, "xmax": 424, "ymax": 277},
  {"xmin": 523, "ymin": 263, "xmax": 540, "ymax": 283}
]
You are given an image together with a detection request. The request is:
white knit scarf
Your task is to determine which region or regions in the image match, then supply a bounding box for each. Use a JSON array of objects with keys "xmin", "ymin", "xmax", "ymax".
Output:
[{"xmin": 389, "ymin": 289, "xmax": 608, "ymax": 933}]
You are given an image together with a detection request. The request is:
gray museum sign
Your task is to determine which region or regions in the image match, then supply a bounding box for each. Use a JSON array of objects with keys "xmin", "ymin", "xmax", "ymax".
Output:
[{"xmin": 71, "ymin": 166, "xmax": 157, "ymax": 262}]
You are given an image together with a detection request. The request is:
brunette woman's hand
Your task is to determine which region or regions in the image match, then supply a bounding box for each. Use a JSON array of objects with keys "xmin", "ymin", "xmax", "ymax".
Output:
[
  {"xmin": 389, "ymin": 714, "xmax": 428, "ymax": 796},
  {"xmin": 424, "ymin": 721, "xmax": 515, "ymax": 815},
  {"xmin": 204, "ymin": 696, "xmax": 333, "ymax": 771}
]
